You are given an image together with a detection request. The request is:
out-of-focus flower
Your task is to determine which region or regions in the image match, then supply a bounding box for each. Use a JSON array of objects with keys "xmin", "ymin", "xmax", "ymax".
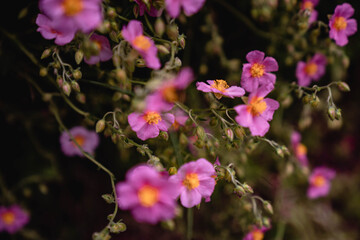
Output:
[
  {"xmin": 329, "ymin": 3, "xmax": 357, "ymax": 47},
  {"xmin": 134, "ymin": 0, "xmax": 161, "ymax": 17},
  {"xmin": 122, "ymin": 20, "xmax": 160, "ymax": 69},
  {"xmin": 115, "ymin": 165, "xmax": 179, "ymax": 224},
  {"xmin": 291, "ymin": 131, "xmax": 308, "ymax": 166},
  {"xmin": 169, "ymin": 158, "xmax": 216, "ymax": 208},
  {"xmin": 60, "ymin": 126, "xmax": 99, "ymax": 157},
  {"xmin": 296, "ymin": 53, "xmax": 327, "ymax": 87},
  {"xmin": 234, "ymin": 85, "xmax": 279, "ymax": 137},
  {"xmin": 36, "ymin": 14, "xmax": 77, "ymax": 45},
  {"xmin": 243, "ymin": 226, "xmax": 269, "ymax": 240},
  {"xmin": 171, "ymin": 108, "xmax": 189, "ymax": 131},
  {"xmin": 84, "ymin": 33, "xmax": 113, "ymax": 65},
  {"xmin": 196, "ymin": 79, "xmax": 245, "ymax": 100},
  {"xmin": 165, "ymin": 0, "xmax": 206, "ymax": 18},
  {"xmin": 241, "ymin": 50, "xmax": 278, "ymax": 93},
  {"xmin": 0, "ymin": 205, "xmax": 29, "ymax": 234},
  {"xmin": 301, "ymin": 0, "xmax": 319, "ymax": 24},
  {"xmin": 307, "ymin": 167, "xmax": 336, "ymax": 199},
  {"xmin": 39, "ymin": 0, "xmax": 103, "ymax": 33}
]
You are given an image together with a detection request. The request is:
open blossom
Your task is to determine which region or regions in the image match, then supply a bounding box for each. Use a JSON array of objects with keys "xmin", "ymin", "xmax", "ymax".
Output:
[
  {"xmin": 39, "ymin": 0, "xmax": 103, "ymax": 33},
  {"xmin": 301, "ymin": 0, "xmax": 319, "ymax": 24},
  {"xmin": 134, "ymin": 0, "xmax": 161, "ymax": 17},
  {"xmin": 36, "ymin": 14, "xmax": 76, "ymax": 45},
  {"xmin": 165, "ymin": 0, "xmax": 206, "ymax": 18},
  {"xmin": 296, "ymin": 53, "xmax": 327, "ymax": 87},
  {"xmin": 307, "ymin": 167, "xmax": 336, "ymax": 199},
  {"xmin": 243, "ymin": 226, "xmax": 269, "ymax": 240},
  {"xmin": 291, "ymin": 131, "xmax": 308, "ymax": 166},
  {"xmin": 60, "ymin": 126, "xmax": 99, "ymax": 157},
  {"xmin": 329, "ymin": 3, "xmax": 357, "ymax": 47},
  {"xmin": 234, "ymin": 85, "xmax": 279, "ymax": 137},
  {"xmin": 116, "ymin": 165, "xmax": 179, "ymax": 224},
  {"xmin": 241, "ymin": 50, "xmax": 279, "ymax": 93},
  {"xmin": 84, "ymin": 33, "xmax": 113, "ymax": 65},
  {"xmin": 122, "ymin": 20, "xmax": 160, "ymax": 69},
  {"xmin": 169, "ymin": 158, "xmax": 216, "ymax": 208},
  {"xmin": 196, "ymin": 79, "xmax": 245, "ymax": 100},
  {"xmin": 0, "ymin": 205, "xmax": 29, "ymax": 234}
]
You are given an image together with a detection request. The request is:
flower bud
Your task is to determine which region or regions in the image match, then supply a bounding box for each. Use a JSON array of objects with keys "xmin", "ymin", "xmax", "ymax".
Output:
[
  {"xmin": 56, "ymin": 76, "xmax": 63, "ymax": 88},
  {"xmin": 166, "ymin": 24, "xmax": 179, "ymax": 41},
  {"xmin": 156, "ymin": 44, "xmax": 170, "ymax": 55},
  {"xmin": 310, "ymin": 95, "xmax": 320, "ymax": 108},
  {"xmin": 155, "ymin": 18, "xmax": 165, "ymax": 36},
  {"xmin": 337, "ymin": 82, "xmax": 350, "ymax": 92},
  {"xmin": 243, "ymin": 183, "xmax": 254, "ymax": 194},
  {"xmin": 234, "ymin": 126, "xmax": 245, "ymax": 140},
  {"xmin": 109, "ymin": 30, "xmax": 119, "ymax": 43},
  {"xmin": 168, "ymin": 167, "xmax": 177, "ymax": 175},
  {"xmin": 62, "ymin": 81, "xmax": 71, "ymax": 96},
  {"xmin": 39, "ymin": 67, "xmax": 48, "ymax": 77},
  {"xmin": 161, "ymin": 220, "xmax": 175, "ymax": 231},
  {"xmin": 159, "ymin": 131, "xmax": 169, "ymax": 141},
  {"xmin": 178, "ymin": 34, "xmax": 186, "ymax": 49},
  {"xmin": 107, "ymin": 7, "xmax": 117, "ymax": 19},
  {"xmin": 196, "ymin": 126, "xmax": 206, "ymax": 141},
  {"xmin": 75, "ymin": 50, "xmax": 84, "ymax": 64},
  {"xmin": 96, "ymin": 119, "xmax": 106, "ymax": 133},
  {"xmin": 72, "ymin": 69, "xmax": 82, "ymax": 80},
  {"xmin": 133, "ymin": 5, "xmax": 139, "ymax": 18},
  {"xmin": 234, "ymin": 185, "xmax": 246, "ymax": 196},
  {"xmin": 115, "ymin": 68, "xmax": 127, "ymax": 83},
  {"xmin": 101, "ymin": 194, "xmax": 114, "ymax": 204},
  {"xmin": 109, "ymin": 222, "xmax": 127, "ymax": 233},
  {"xmin": 335, "ymin": 108, "xmax": 342, "ymax": 120},
  {"xmin": 41, "ymin": 48, "xmax": 52, "ymax": 59},
  {"xmin": 224, "ymin": 127, "xmax": 234, "ymax": 142},
  {"xmin": 194, "ymin": 139, "xmax": 204, "ymax": 148},
  {"xmin": 71, "ymin": 81, "xmax": 81, "ymax": 92},
  {"xmin": 179, "ymin": 133, "xmax": 188, "ymax": 145},
  {"xmin": 76, "ymin": 93, "xmax": 86, "ymax": 104},
  {"xmin": 174, "ymin": 57, "xmax": 182, "ymax": 67},
  {"xmin": 136, "ymin": 58, "xmax": 146, "ymax": 68},
  {"xmin": 302, "ymin": 94, "xmax": 312, "ymax": 104},
  {"xmin": 263, "ymin": 201, "xmax": 273, "ymax": 214},
  {"xmin": 327, "ymin": 106, "xmax": 336, "ymax": 121}
]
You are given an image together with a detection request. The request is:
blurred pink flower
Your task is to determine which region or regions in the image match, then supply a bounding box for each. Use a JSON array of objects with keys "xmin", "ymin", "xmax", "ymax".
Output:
[
  {"xmin": 301, "ymin": 0, "xmax": 319, "ymax": 24},
  {"xmin": 234, "ymin": 85, "xmax": 279, "ymax": 137},
  {"xmin": 196, "ymin": 79, "xmax": 245, "ymax": 100},
  {"xmin": 0, "ymin": 205, "xmax": 29, "ymax": 234},
  {"xmin": 291, "ymin": 131, "xmax": 308, "ymax": 166},
  {"xmin": 169, "ymin": 158, "xmax": 216, "ymax": 208},
  {"xmin": 36, "ymin": 14, "xmax": 76, "ymax": 45},
  {"xmin": 171, "ymin": 108, "xmax": 189, "ymax": 131},
  {"xmin": 165, "ymin": 0, "xmax": 206, "ymax": 18},
  {"xmin": 241, "ymin": 50, "xmax": 278, "ymax": 93},
  {"xmin": 329, "ymin": 3, "xmax": 357, "ymax": 46},
  {"xmin": 243, "ymin": 226, "xmax": 269, "ymax": 240},
  {"xmin": 84, "ymin": 33, "xmax": 113, "ymax": 65},
  {"xmin": 134, "ymin": 0, "xmax": 161, "ymax": 17},
  {"xmin": 307, "ymin": 167, "xmax": 336, "ymax": 199},
  {"xmin": 60, "ymin": 126, "xmax": 99, "ymax": 157},
  {"xmin": 116, "ymin": 165, "xmax": 179, "ymax": 224},
  {"xmin": 122, "ymin": 20, "xmax": 160, "ymax": 69},
  {"xmin": 296, "ymin": 53, "xmax": 327, "ymax": 87}
]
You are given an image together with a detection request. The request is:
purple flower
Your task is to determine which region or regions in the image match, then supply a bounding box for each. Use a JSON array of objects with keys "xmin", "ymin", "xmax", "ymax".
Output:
[
  {"xmin": 234, "ymin": 85, "xmax": 279, "ymax": 137},
  {"xmin": 165, "ymin": 0, "xmax": 206, "ymax": 18},
  {"xmin": 241, "ymin": 50, "xmax": 279, "ymax": 93},
  {"xmin": 243, "ymin": 226, "xmax": 269, "ymax": 240},
  {"xmin": 39, "ymin": 0, "xmax": 103, "ymax": 33},
  {"xmin": 171, "ymin": 108, "xmax": 189, "ymax": 131},
  {"xmin": 169, "ymin": 158, "xmax": 216, "ymax": 208},
  {"xmin": 0, "ymin": 205, "xmax": 29, "ymax": 234},
  {"xmin": 84, "ymin": 33, "xmax": 113, "ymax": 65},
  {"xmin": 116, "ymin": 165, "xmax": 179, "ymax": 224},
  {"xmin": 122, "ymin": 20, "xmax": 160, "ymax": 69},
  {"xmin": 36, "ymin": 14, "xmax": 77, "ymax": 45},
  {"xmin": 329, "ymin": 3, "xmax": 357, "ymax": 47},
  {"xmin": 196, "ymin": 79, "xmax": 245, "ymax": 100},
  {"xmin": 296, "ymin": 53, "xmax": 327, "ymax": 87},
  {"xmin": 307, "ymin": 167, "xmax": 336, "ymax": 199},
  {"xmin": 60, "ymin": 126, "xmax": 99, "ymax": 157},
  {"xmin": 301, "ymin": 0, "xmax": 319, "ymax": 24},
  {"xmin": 134, "ymin": 0, "xmax": 161, "ymax": 17},
  {"xmin": 291, "ymin": 131, "xmax": 308, "ymax": 166}
]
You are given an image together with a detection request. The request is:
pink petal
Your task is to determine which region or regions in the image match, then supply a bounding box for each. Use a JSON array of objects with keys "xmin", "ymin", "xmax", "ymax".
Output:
[
  {"xmin": 182, "ymin": 0, "xmax": 206, "ymax": 16},
  {"xmin": 166, "ymin": 0, "xmax": 181, "ymax": 18},
  {"xmin": 173, "ymin": 67, "xmax": 194, "ymax": 89},
  {"xmin": 234, "ymin": 105, "xmax": 253, "ymax": 128},
  {"xmin": 224, "ymin": 86, "xmax": 245, "ymax": 98},
  {"xmin": 180, "ymin": 189, "xmax": 202, "ymax": 208},
  {"xmin": 249, "ymin": 116, "xmax": 270, "ymax": 137},
  {"xmin": 246, "ymin": 50, "xmax": 265, "ymax": 63},
  {"xmin": 345, "ymin": 19, "xmax": 357, "ymax": 35},
  {"xmin": 128, "ymin": 112, "xmax": 147, "ymax": 132},
  {"xmin": 116, "ymin": 183, "xmax": 139, "ymax": 209},
  {"xmin": 262, "ymin": 56, "xmax": 279, "ymax": 72},
  {"xmin": 196, "ymin": 82, "xmax": 213, "ymax": 92},
  {"xmin": 157, "ymin": 113, "xmax": 175, "ymax": 131},
  {"xmin": 136, "ymin": 123, "xmax": 160, "ymax": 140}
]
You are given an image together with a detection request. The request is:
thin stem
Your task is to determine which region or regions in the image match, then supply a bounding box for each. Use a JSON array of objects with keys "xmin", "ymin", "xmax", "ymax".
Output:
[
  {"xmin": 275, "ymin": 221, "xmax": 286, "ymax": 240},
  {"xmin": 187, "ymin": 207, "xmax": 194, "ymax": 240}
]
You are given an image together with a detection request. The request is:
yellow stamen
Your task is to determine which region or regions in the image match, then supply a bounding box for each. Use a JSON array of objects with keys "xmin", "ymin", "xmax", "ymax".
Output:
[
  {"xmin": 333, "ymin": 16, "xmax": 347, "ymax": 31},
  {"xmin": 62, "ymin": 0, "xmax": 83, "ymax": 16},
  {"xmin": 72, "ymin": 135, "xmax": 85, "ymax": 147},
  {"xmin": 1, "ymin": 212, "xmax": 15, "ymax": 225},
  {"xmin": 210, "ymin": 79, "xmax": 229, "ymax": 99},
  {"xmin": 303, "ymin": 1, "xmax": 314, "ymax": 10},
  {"xmin": 162, "ymin": 86, "xmax": 179, "ymax": 103},
  {"xmin": 172, "ymin": 120, "xmax": 180, "ymax": 130},
  {"xmin": 143, "ymin": 111, "xmax": 162, "ymax": 125},
  {"xmin": 132, "ymin": 35, "xmax": 151, "ymax": 51},
  {"xmin": 304, "ymin": 62, "xmax": 318, "ymax": 76},
  {"xmin": 313, "ymin": 175, "xmax": 326, "ymax": 187},
  {"xmin": 183, "ymin": 173, "xmax": 200, "ymax": 190},
  {"xmin": 252, "ymin": 229, "xmax": 264, "ymax": 240},
  {"xmin": 296, "ymin": 143, "xmax": 307, "ymax": 156},
  {"xmin": 138, "ymin": 185, "xmax": 159, "ymax": 207},
  {"xmin": 250, "ymin": 63, "xmax": 265, "ymax": 78},
  {"xmin": 247, "ymin": 96, "xmax": 267, "ymax": 117}
]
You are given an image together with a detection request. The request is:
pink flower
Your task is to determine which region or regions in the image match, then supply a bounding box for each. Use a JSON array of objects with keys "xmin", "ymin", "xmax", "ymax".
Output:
[
  {"xmin": 0, "ymin": 205, "xmax": 29, "ymax": 234},
  {"xmin": 291, "ymin": 131, "xmax": 308, "ymax": 166},
  {"xmin": 241, "ymin": 50, "xmax": 279, "ymax": 93},
  {"xmin": 60, "ymin": 126, "xmax": 99, "ymax": 157},
  {"xmin": 147, "ymin": 67, "xmax": 194, "ymax": 112},
  {"xmin": 169, "ymin": 158, "xmax": 216, "ymax": 208},
  {"xmin": 134, "ymin": 0, "xmax": 161, "ymax": 17},
  {"xmin": 243, "ymin": 226, "xmax": 269, "ymax": 240},
  {"xmin": 39, "ymin": 0, "xmax": 103, "ymax": 33},
  {"xmin": 307, "ymin": 167, "xmax": 336, "ymax": 199},
  {"xmin": 296, "ymin": 53, "xmax": 327, "ymax": 87},
  {"xmin": 196, "ymin": 79, "xmax": 245, "ymax": 100},
  {"xmin": 122, "ymin": 20, "xmax": 160, "ymax": 69},
  {"xmin": 329, "ymin": 3, "xmax": 357, "ymax": 47},
  {"xmin": 171, "ymin": 108, "xmax": 189, "ymax": 131},
  {"xmin": 115, "ymin": 165, "xmax": 179, "ymax": 224},
  {"xmin": 36, "ymin": 14, "xmax": 76, "ymax": 45},
  {"xmin": 301, "ymin": 0, "xmax": 319, "ymax": 24},
  {"xmin": 84, "ymin": 33, "xmax": 113, "ymax": 65},
  {"xmin": 234, "ymin": 85, "xmax": 279, "ymax": 137},
  {"xmin": 165, "ymin": 0, "xmax": 206, "ymax": 18}
]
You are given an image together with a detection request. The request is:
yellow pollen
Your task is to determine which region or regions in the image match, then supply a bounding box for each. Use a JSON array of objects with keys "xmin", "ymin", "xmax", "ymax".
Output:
[
  {"xmin": 143, "ymin": 111, "xmax": 162, "ymax": 125},
  {"xmin": 313, "ymin": 175, "xmax": 326, "ymax": 187},
  {"xmin": 183, "ymin": 173, "xmax": 200, "ymax": 190},
  {"xmin": 304, "ymin": 62, "xmax": 318, "ymax": 76},
  {"xmin": 296, "ymin": 143, "xmax": 307, "ymax": 156},
  {"xmin": 303, "ymin": 1, "xmax": 314, "ymax": 10},
  {"xmin": 250, "ymin": 63, "xmax": 265, "ymax": 78},
  {"xmin": 247, "ymin": 96, "xmax": 267, "ymax": 117},
  {"xmin": 162, "ymin": 86, "xmax": 179, "ymax": 103},
  {"xmin": 211, "ymin": 79, "xmax": 229, "ymax": 99},
  {"xmin": 62, "ymin": 0, "xmax": 83, "ymax": 16},
  {"xmin": 333, "ymin": 16, "xmax": 347, "ymax": 31},
  {"xmin": 138, "ymin": 185, "xmax": 159, "ymax": 207},
  {"xmin": 1, "ymin": 212, "xmax": 15, "ymax": 225},
  {"xmin": 252, "ymin": 230, "xmax": 264, "ymax": 240},
  {"xmin": 72, "ymin": 135, "xmax": 86, "ymax": 147},
  {"xmin": 132, "ymin": 35, "xmax": 151, "ymax": 51}
]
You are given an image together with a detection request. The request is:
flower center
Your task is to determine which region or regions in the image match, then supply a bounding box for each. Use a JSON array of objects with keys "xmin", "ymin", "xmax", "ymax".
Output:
[
  {"xmin": 296, "ymin": 143, "xmax": 307, "ymax": 157},
  {"xmin": 247, "ymin": 96, "xmax": 267, "ymax": 117},
  {"xmin": 333, "ymin": 16, "xmax": 347, "ymax": 31},
  {"xmin": 211, "ymin": 79, "xmax": 229, "ymax": 99},
  {"xmin": 302, "ymin": 1, "xmax": 314, "ymax": 10},
  {"xmin": 172, "ymin": 120, "xmax": 180, "ymax": 130},
  {"xmin": 252, "ymin": 230, "xmax": 264, "ymax": 240},
  {"xmin": 137, "ymin": 185, "xmax": 159, "ymax": 207},
  {"xmin": 1, "ymin": 212, "xmax": 15, "ymax": 225},
  {"xmin": 304, "ymin": 62, "xmax": 318, "ymax": 76},
  {"xmin": 162, "ymin": 86, "xmax": 179, "ymax": 103},
  {"xmin": 143, "ymin": 111, "xmax": 162, "ymax": 125},
  {"xmin": 312, "ymin": 175, "xmax": 326, "ymax": 187},
  {"xmin": 250, "ymin": 63, "xmax": 265, "ymax": 78},
  {"xmin": 132, "ymin": 35, "xmax": 151, "ymax": 51},
  {"xmin": 62, "ymin": 0, "xmax": 83, "ymax": 16},
  {"xmin": 183, "ymin": 173, "xmax": 200, "ymax": 190},
  {"xmin": 72, "ymin": 135, "xmax": 86, "ymax": 147}
]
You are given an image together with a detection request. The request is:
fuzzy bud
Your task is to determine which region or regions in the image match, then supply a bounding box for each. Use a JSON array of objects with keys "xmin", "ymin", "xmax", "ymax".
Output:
[
  {"xmin": 234, "ymin": 126, "xmax": 245, "ymax": 140},
  {"xmin": 224, "ymin": 127, "xmax": 234, "ymax": 142},
  {"xmin": 56, "ymin": 76, "xmax": 63, "ymax": 88},
  {"xmin": 109, "ymin": 30, "xmax": 119, "ymax": 43},
  {"xmin": 157, "ymin": 44, "xmax": 170, "ymax": 55},
  {"xmin": 109, "ymin": 222, "xmax": 127, "ymax": 233},
  {"xmin": 41, "ymin": 48, "xmax": 52, "ymax": 59},
  {"xmin": 76, "ymin": 93, "xmax": 86, "ymax": 104},
  {"xmin": 310, "ymin": 96, "xmax": 320, "ymax": 108},
  {"xmin": 178, "ymin": 34, "xmax": 186, "ymax": 49},
  {"xmin": 96, "ymin": 119, "xmax": 106, "ymax": 133},
  {"xmin": 155, "ymin": 18, "xmax": 165, "ymax": 36},
  {"xmin": 71, "ymin": 81, "xmax": 81, "ymax": 92},
  {"xmin": 327, "ymin": 106, "xmax": 336, "ymax": 121},
  {"xmin": 234, "ymin": 185, "xmax": 246, "ymax": 196},
  {"xmin": 166, "ymin": 24, "xmax": 179, "ymax": 41},
  {"xmin": 159, "ymin": 131, "xmax": 169, "ymax": 141},
  {"xmin": 263, "ymin": 201, "xmax": 274, "ymax": 215},
  {"xmin": 196, "ymin": 126, "xmax": 206, "ymax": 141},
  {"xmin": 62, "ymin": 81, "xmax": 71, "ymax": 96},
  {"xmin": 243, "ymin": 183, "xmax": 254, "ymax": 194},
  {"xmin": 337, "ymin": 82, "xmax": 350, "ymax": 92},
  {"xmin": 168, "ymin": 167, "xmax": 177, "ymax": 175},
  {"xmin": 75, "ymin": 50, "xmax": 84, "ymax": 64},
  {"xmin": 115, "ymin": 68, "xmax": 127, "ymax": 83},
  {"xmin": 72, "ymin": 69, "xmax": 82, "ymax": 80},
  {"xmin": 107, "ymin": 7, "xmax": 117, "ymax": 19},
  {"xmin": 335, "ymin": 108, "xmax": 342, "ymax": 120},
  {"xmin": 101, "ymin": 194, "xmax": 114, "ymax": 204},
  {"xmin": 39, "ymin": 67, "xmax": 48, "ymax": 77}
]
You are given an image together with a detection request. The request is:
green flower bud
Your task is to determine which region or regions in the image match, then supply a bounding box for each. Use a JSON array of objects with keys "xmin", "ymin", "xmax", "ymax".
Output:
[
  {"xmin": 101, "ymin": 194, "xmax": 114, "ymax": 204},
  {"xmin": 39, "ymin": 67, "xmax": 48, "ymax": 77},
  {"xmin": 243, "ymin": 183, "xmax": 254, "ymax": 194},
  {"xmin": 72, "ymin": 69, "xmax": 82, "ymax": 80},
  {"xmin": 155, "ymin": 18, "xmax": 165, "ymax": 36},
  {"xmin": 335, "ymin": 108, "xmax": 342, "ymax": 120},
  {"xmin": 196, "ymin": 126, "xmax": 206, "ymax": 141},
  {"xmin": 41, "ymin": 48, "xmax": 52, "ymax": 59},
  {"xmin": 96, "ymin": 119, "xmax": 106, "ymax": 133},
  {"xmin": 337, "ymin": 82, "xmax": 350, "ymax": 92},
  {"xmin": 168, "ymin": 167, "xmax": 177, "ymax": 175},
  {"xmin": 109, "ymin": 222, "xmax": 127, "ymax": 233},
  {"xmin": 159, "ymin": 131, "xmax": 169, "ymax": 141},
  {"xmin": 75, "ymin": 50, "xmax": 84, "ymax": 64},
  {"xmin": 263, "ymin": 201, "xmax": 274, "ymax": 215},
  {"xmin": 62, "ymin": 82, "xmax": 71, "ymax": 96},
  {"xmin": 327, "ymin": 106, "xmax": 336, "ymax": 121},
  {"xmin": 71, "ymin": 81, "xmax": 80, "ymax": 92}
]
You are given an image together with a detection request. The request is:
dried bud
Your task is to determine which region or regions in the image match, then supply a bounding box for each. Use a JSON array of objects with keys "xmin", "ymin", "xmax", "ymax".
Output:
[
  {"xmin": 39, "ymin": 67, "xmax": 48, "ymax": 77},
  {"xmin": 335, "ymin": 108, "xmax": 342, "ymax": 120},
  {"xmin": 196, "ymin": 126, "xmax": 206, "ymax": 141},
  {"xmin": 62, "ymin": 81, "xmax": 71, "ymax": 96},
  {"xmin": 41, "ymin": 48, "xmax": 52, "ymax": 59},
  {"xmin": 155, "ymin": 18, "xmax": 165, "ymax": 36},
  {"xmin": 96, "ymin": 119, "xmax": 106, "ymax": 133},
  {"xmin": 337, "ymin": 82, "xmax": 350, "ymax": 92},
  {"xmin": 224, "ymin": 127, "xmax": 234, "ymax": 142},
  {"xmin": 101, "ymin": 194, "xmax": 114, "ymax": 204},
  {"xmin": 75, "ymin": 50, "xmax": 84, "ymax": 64},
  {"xmin": 71, "ymin": 81, "xmax": 81, "ymax": 92},
  {"xmin": 327, "ymin": 106, "xmax": 336, "ymax": 121},
  {"xmin": 263, "ymin": 201, "xmax": 274, "ymax": 215},
  {"xmin": 168, "ymin": 167, "xmax": 177, "ymax": 175},
  {"xmin": 109, "ymin": 222, "xmax": 126, "ymax": 233},
  {"xmin": 72, "ymin": 69, "xmax": 82, "ymax": 80}
]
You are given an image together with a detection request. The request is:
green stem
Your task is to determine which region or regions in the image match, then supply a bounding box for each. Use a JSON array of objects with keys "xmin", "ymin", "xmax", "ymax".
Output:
[
  {"xmin": 169, "ymin": 132, "xmax": 183, "ymax": 166},
  {"xmin": 187, "ymin": 207, "xmax": 194, "ymax": 240},
  {"xmin": 275, "ymin": 220, "xmax": 286, "ymax": 240}
]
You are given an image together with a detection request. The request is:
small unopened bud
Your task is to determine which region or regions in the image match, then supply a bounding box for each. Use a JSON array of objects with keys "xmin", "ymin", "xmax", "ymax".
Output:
[
  {"xmin": 62, "ymin": 82, "xmax": 71, "ymax": 96},
  {"xmin": 109, "ymin": 222, "xmax": 126, "ymax": 233},
  {"xmin": 224, "ymin": 127, "xmax": 234, "ymax": 142},
  {"xmin": 96, "ymin": 119, "xmax": 106, "ymax": 133},
  {"xmin": 107, "ymin": 7, "xmax": 117, "ymax": 19},
  {"xmin": 166, "ymin": 24, "xmax": 179, "ymax": 41},
  {"xmin": 168, "ymin": 167, "xmax": 177, "ymax": 175},
  {"xmin": 224, "ymin": 169, "xmax": 235, "ymax": 182},
  {"xmin": 159, "ymin": 131, "xmax": 169, "ymax": 141},
  {"xmin": 335, "ymin": 108, "xmax": 342, "ymax": 120},
  {"xmin": 262, "ymin": 217, "xmax": 271, "ymax": 228},
  {"xmin": 302, "ymin": 94, "xmax": 312, "ymax": 104},
  {"xmin": 75, "ymin": 50, "xmax": 84, "ymax": 64},
  {"xmin": 196, "ymin": 126, "xmax": 206, "ymax": 140},
  {"xmin": 157, "ymin": 44, "xmax": 170, "ymax": 55},
  {"xmin": 39, "ymin": 67, "xmax": 48, "ymax": 77},
  {"xmin": 41, "ymin": 48, "xmax": 52, "ymax": 59},
  {"xmin": 56, "ymin": 76, "xmax": 63, "ymax": 88},
  {"xmin": 174, "ymin": 57, "xmax": 182, "ymax": 67},
  {"xmin": 109, "ymin": 30, "xmax": 119, "ymax": 43},
  {"xmin": 111, "ymin": 133, "xmax": 120, "ymax": 144},
  {"xmin": 263, "ymin": 201, "xmax": 274, "ymax": 215},
  {"xmin": 101, "ymin": 194, "xmax": 114, "ymax": 204},
  {"xmin": 76, "ymin": 93, "xmax": 86, "ymax": 104},
  {"xmin": 194, "ymin": 139, "xmax": 204, "ymax": 148},
  {"xmin": 234, "ymin": 126, "xmax": 245, "ymax": 140},
  {"xmin": 155, "ymin": 18, "xmax": 165, "ymax": 36},
  {"xmin": 327, "ymin": 106, "xmax": 336, "ymax": 121},
  {"xmin": 178, "ymin": 34, "xmax": 186, "ymax": 49},
  {"xmin": 276, "ymin": 147, "xmax": 284, "ymax": 158},
  {"xmin": 337, "ymin": 82, "xmax": 350, "ymax": 92},
  {"xmin": 72, "ymin": 69, "xmax": 82, "ymax": 80},
  {"xmin": 179, "ymin": 133, "xmax": 188, "ymax": 145},
  {"xmin": 310, "ymin": 96, "xmax": 320, "ymax": 108},
  {"xmin": 234, "ymin": 185, "xmax": 246, "ymax": 195},
  {"xmin": 161, "ymin": 220, "xmax": 175, "ymax": 231},
  {"xmin": 133, "ymin": 5, "xmax": 139, "ymax": 18},
  {"xmin": 136, "ymin": 58, "xmax": 146, "ymax": 68},
  {"xmin": 71, "ymin": 81, "xmax": 80, "ymax": 92},
  {"xmin": 243, "ymin": 183, "xmax": 254, "ymax": 194}
]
